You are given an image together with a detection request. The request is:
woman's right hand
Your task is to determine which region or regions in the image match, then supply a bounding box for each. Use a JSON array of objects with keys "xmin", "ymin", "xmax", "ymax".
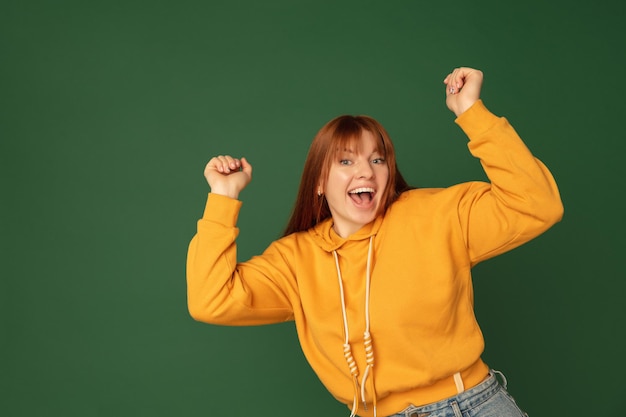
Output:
[{"xmin": 203, "ymin": 155, "xmax": 252, "ymax": 199}]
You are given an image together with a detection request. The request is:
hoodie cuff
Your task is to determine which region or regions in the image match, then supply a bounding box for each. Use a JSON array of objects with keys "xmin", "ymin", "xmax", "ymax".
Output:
[
  {"xmin": 454, "ymin": 99, "xmax": 502, "ymax": 139},
  {"xmin": 201, "ymin": 193, "xmax": 242, "ymax": 227}
]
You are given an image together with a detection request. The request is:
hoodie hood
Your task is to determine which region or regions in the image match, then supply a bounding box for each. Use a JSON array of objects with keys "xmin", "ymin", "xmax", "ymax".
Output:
[
  {"xmin": 307, "ymin": 215, "xmax": 384, "ymax": 416},
  {"xmin": 307, "ymin": 215, "xmax": 384, "ymax": 252}
]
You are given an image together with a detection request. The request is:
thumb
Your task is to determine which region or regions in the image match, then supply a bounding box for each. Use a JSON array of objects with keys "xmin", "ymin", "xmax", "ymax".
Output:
[{"xmin": 240, "ymin": 157, "xmax": 253, "ymax": 176}]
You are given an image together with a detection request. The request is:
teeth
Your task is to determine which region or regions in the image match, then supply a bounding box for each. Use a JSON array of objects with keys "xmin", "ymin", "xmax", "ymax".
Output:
[{"xmin": 349, "ymin": 187, "xmax": 375, "ymax": 194}]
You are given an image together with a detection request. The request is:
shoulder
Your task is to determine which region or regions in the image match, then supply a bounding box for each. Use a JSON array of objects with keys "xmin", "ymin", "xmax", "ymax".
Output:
[
  {"xmin": 388, "ymin": 183, "xmax": 490, "ymax": 216},
  {"xmin": 394, "ymin": 183, "xmax": 488, "ymax": 205},
  {"xmin": 269, "ymin": 228, "xmax": 321, "ymax": 255}
]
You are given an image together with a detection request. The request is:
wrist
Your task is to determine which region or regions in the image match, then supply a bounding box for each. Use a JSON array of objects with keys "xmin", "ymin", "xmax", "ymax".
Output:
[{"xmin": 209, "ymin": 185, "xmax": 240, "ymax": 200}]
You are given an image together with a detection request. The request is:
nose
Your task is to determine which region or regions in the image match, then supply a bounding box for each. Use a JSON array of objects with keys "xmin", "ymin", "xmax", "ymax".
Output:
[{"xmin": 356, "ymin": 160, "xmax": 375, "ymax": 179}]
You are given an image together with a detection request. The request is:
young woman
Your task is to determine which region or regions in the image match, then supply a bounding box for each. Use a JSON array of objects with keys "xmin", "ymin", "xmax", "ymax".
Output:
[{"xmin": 187, "ymin": 67, "xmax": 563, "ymax": 417}]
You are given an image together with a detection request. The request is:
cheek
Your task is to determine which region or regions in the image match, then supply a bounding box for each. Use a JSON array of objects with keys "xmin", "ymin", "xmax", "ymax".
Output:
[
  {"xmin": 325, "ymin": 173, "xmax": 348, "ymax": 199},
  {"xmin": 377, "ymin": 167, "xmax": 390, "ymax": 189},
  {"xmin": 328, "ymin": 170, "xmax": 351, "ymax": 187}
]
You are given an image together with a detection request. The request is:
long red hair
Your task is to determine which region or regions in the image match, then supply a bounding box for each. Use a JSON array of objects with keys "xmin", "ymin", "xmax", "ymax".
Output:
[{"xmin": 283, "ymin": 115, "xmax": 411, "ymax": 236}]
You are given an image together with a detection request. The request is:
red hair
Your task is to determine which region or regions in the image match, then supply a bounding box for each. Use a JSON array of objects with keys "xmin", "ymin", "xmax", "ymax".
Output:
[{"xmin": 283, "ymin": 115, "xmax": 411, "ymax": 236}]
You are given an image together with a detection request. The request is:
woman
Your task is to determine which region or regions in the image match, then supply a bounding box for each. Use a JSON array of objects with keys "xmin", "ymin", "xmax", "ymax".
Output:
[{"xmin": 187, "ymin": 67, "xmax": 563, "ymax": 417}]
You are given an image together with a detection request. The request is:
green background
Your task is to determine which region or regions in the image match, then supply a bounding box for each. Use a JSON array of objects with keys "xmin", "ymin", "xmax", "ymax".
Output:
[{"xmin": 2, "ymin": 1, "xmax": 624, "ymax": 416}]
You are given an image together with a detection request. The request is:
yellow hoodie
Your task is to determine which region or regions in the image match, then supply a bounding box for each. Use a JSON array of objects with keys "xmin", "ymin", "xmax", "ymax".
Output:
[{"xmin": 186, "ymin": 100, "xmax": 564, "ymax": 417}]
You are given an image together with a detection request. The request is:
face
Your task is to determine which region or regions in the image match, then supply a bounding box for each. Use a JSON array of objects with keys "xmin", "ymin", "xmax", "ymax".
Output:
[{"xmin": 321, "ymin": 130, "xmax": 389, "ymax": 238}]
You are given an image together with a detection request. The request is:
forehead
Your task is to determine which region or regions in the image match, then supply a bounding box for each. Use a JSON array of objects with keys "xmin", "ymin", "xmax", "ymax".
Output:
[{"xmin": 335, "ymin": 130, "xmax": 383, "ymax": 154}]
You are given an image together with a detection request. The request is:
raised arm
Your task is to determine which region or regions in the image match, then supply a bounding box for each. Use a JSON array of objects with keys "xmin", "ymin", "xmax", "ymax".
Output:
[
  {"xmin": 442, "ymin": 68, "xmax": 564, "ymax": 263},
  {"xmin": 187, "ymin": 155, "xmax": 294, "ymax": 325}
]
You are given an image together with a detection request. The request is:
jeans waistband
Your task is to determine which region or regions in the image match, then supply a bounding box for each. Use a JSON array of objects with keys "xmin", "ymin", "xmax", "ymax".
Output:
[{"xmin": 397, "ymin": 370, "xmax": 504, "ymax": 417}]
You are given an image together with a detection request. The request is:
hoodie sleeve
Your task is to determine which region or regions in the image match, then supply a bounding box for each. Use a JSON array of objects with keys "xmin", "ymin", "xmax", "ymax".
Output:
[
  {"xmin": 454, "ymin": 100, "xmax": 564, "ymax": 265},
  {"xmin": 186, "ymin": 193, "xmax": 295, "ymax": 325}
]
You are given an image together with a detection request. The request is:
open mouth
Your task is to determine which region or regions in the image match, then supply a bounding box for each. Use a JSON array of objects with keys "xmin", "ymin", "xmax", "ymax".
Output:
[{"xmin": 348, "ymin": 187, "xmax": 375, "ymax": 204}]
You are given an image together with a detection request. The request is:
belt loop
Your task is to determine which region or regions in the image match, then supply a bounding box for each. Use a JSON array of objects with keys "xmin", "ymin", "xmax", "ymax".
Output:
[
  {"xmin": 492, "ymin": 369, "xmax": 508, "ymax": 389},
  {"xmin": 453, "ymin": 372, "xmax": 465, "ymax": 394}
]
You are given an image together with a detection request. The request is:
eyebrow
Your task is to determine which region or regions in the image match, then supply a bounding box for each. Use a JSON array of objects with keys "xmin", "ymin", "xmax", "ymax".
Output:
[
  {"xmin": 337, "ymin": 150, "xmax": 383, "ymax": 159},
  {"xmin": 335, "ymin": 136, "xmax": 384, "ymax": 157}
]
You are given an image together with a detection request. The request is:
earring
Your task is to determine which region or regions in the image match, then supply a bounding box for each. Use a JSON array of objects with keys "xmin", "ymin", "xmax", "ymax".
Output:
[{"xmin": 317, "ymin": 188, "xmax": 322, "ymax": 197}]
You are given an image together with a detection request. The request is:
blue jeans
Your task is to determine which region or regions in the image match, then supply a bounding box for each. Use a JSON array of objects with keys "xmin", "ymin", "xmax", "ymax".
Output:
[{"xmin": 386, "ymin": 371, "xmax": 528, "ymax": 417}]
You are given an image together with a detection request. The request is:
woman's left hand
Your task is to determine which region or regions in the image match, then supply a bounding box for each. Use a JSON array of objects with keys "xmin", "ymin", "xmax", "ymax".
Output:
[{"xmin": 444, "ymin": 67, "xmax": 483, "ymax": 117}]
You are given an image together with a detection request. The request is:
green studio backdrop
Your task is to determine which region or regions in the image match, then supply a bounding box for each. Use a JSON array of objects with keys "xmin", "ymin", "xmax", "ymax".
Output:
[{"xmin": 2, "ymin": 1, "xmax": 624, "ymax": 416}]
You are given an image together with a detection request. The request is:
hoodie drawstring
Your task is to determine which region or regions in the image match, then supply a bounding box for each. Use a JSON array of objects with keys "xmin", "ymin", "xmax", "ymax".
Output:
[{"xmin": 333, "ymin": 236, "xmax": 377, "ymax": 417}]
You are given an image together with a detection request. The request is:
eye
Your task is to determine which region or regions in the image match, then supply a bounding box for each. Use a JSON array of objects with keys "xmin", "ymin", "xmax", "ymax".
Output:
[
  {"xmin": 339, "ymin": 159, "xmax": 352, "ymax": 165},
  {"xmin": 372, "ymin": 157, "xmax": 386, "ymax": 164}
]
